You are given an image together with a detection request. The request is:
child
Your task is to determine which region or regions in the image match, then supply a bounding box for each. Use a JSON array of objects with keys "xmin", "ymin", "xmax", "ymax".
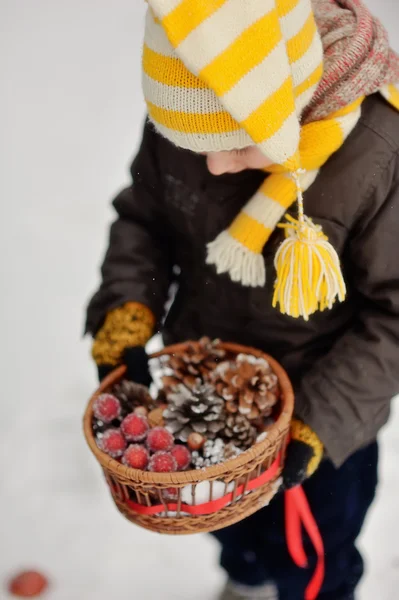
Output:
[{"xmin": 86, "ymin": 1, "xmax": 399, "ymax": 598}]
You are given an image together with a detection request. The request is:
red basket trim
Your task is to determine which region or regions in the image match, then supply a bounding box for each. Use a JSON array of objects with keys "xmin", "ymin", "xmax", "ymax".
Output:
[{"xmin": 120, "ymin": 454, "xmax": 282, "ymax": 516}]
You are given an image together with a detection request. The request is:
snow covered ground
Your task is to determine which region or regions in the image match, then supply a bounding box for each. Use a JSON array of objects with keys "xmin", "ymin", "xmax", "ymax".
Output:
[{"xmin": 1, "ymin": 1, "xmax": 398, "ymax": 598}]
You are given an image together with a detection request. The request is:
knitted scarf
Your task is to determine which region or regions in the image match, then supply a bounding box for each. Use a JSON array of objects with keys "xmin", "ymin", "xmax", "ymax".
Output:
[{"xmin": 144, "ymin": 0, "xmax": 399, "ymax": 320}]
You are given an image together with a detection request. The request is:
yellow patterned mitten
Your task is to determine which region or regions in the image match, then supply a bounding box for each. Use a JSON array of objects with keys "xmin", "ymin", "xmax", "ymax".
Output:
[
  {"xmin": 283, "ymin": 418, "xmax": 324, "ymax": 489},
  {"xmin": 92, "ymin": 302, "xmax": 155, "ymax": 383}
]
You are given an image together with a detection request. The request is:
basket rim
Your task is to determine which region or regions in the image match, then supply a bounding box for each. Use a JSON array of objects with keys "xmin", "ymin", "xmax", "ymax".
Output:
[{"xmin": 83, "ymin": 340, "xmax": 294, "ymax": 486}]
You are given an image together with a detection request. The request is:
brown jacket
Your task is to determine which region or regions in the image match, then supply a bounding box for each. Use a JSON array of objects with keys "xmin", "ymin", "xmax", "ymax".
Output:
[{"xmin": 86, "ymin": 95, "xmax": 399, "ymax": 467}]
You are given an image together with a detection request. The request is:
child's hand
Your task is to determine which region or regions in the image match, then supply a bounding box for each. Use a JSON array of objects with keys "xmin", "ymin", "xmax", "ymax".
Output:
[
  {"xmin": 97, "ymin": 346, "xmax": 152, "ymax": 386},
  {"xmin": 92, "ymin": 302, "xmax": 155, "ymax": 386},
  {"xmin": 282, "ymin": 418, "xmax": 323, "ymax": 489}
]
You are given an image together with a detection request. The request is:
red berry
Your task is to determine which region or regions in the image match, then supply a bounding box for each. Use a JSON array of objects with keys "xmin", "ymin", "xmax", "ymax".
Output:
[
  {"xmin": 97, "ymin": 428, "xmax": 126, "ymax": 458},
  {"xmin": 171, "ymin": 445, "xmax": 192, "ymax": 470},
  {"xmin": 164, "ymin": 487, "xmax": 178, "ymax": 501},
  {"xmin": 8, "ymin": 570, "xmax": 49, "ymax": 597},
  {"xmin": 146, "ymin": 427, "xmax": 174, "ymax": 453},
  {"xmin": 148, "ymin": 451, "xmax": 177, "ymax": 473},
  {"xmin": 122, "ymin": 444, "xmax": 149, "ymax": 470},
  {"xmin": 93, "ymin": 393, "xmax": 121, "ymax": 423},
  {"xmin": 121, "ymin": 413, "xmax": 149, "ymax": 442}
]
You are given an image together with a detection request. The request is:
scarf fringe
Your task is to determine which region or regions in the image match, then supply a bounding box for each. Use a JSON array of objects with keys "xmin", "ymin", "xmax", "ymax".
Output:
[{"xmin": 207, "ymin": 232, "xmax": 266, "ymax": 287}]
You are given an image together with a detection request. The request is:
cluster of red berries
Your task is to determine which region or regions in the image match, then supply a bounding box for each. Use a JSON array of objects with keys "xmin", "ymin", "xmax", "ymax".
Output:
[{"xmin": 93, "ymin": 393, "xmax": 191, "ymax": 473}]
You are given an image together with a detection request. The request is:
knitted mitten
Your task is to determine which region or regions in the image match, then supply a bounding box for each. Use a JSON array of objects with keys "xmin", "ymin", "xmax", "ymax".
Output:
[
  {"xmin": 92, "ymin": 302, "xmax": 155, "ymax": 385},
  {"xmin": 282, "ymin": 418, "xmax": 323, "ymax": 489}
]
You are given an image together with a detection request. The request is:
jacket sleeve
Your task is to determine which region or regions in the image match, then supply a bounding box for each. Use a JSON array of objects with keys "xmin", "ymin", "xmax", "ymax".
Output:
[
  {"xmin": 295, "ymin": 152, "xmax": 399, "ymax": 467},
  {"xmin": 85, "ymin": 122, "xmax": 173, "ymax": 337}
]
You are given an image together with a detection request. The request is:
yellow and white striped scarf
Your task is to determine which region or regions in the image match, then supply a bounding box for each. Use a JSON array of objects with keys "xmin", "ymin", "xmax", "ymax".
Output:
[{"xmin": 143, "ymin": 0, "xmax": 399, "ymax": 320}]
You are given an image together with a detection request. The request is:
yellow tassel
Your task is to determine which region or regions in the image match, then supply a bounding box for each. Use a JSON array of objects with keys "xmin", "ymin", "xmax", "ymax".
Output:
[{"xmin": 272, "ymin": 172, "xmax": 346, "ymax": 321}]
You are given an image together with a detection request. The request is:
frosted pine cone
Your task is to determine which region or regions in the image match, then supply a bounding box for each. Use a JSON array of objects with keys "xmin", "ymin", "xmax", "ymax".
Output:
[
  {"xmin": 160, "ymin": 338, "xmax": 226, "ymax": 390},
  {"xmin": 164, "ymin": 382, "xmax": 225, "ymax": 442},
  {"xmin": 223, "ymin": 442, "xmax": 242, "ymax": 461},
  {"xmin": 223, "ymin": 414, "xmax": 257, "ymax": 449},
  {"xmin": 112, "ymin": 380, "xmax": 155, "ymax": 415},
  {"xmin": 211, "ymin": 354, "xmax": 279, "ymax": 419},
  {"xmin": 191, "ymin": 438, "xmax": 241, "ymax": 468},
  {"xmin": 192, "ymin": 438, "xmax": 225, "ymax": 468}
]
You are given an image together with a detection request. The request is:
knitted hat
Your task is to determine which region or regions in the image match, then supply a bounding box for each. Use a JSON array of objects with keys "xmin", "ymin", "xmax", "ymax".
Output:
[
  {"xmin": 142, "ymin": 0, "xmax": 399, "ymax": 320},
  {"xmin": 143, "ymin": 0, "xmax": 323, "ymax": 167}
]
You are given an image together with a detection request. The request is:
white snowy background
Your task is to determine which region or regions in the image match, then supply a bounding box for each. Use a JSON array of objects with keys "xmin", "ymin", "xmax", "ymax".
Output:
[{"xmin": 1, "ymin": 1, "xmax": 398, "ymax": 598}]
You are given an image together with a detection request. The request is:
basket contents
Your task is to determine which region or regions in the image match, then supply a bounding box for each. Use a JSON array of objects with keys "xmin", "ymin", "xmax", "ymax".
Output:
[
  {"xmin": 92, "ymin": 339, "xmax": 280, "ymax": 473},
  {"xmin": 84, "ymin": 339, "xmax": 294, "ymax": 534}
]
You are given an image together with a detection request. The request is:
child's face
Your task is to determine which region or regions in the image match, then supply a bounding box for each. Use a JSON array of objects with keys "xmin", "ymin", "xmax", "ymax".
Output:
[{"xmin": 205, "ymin": 147, "xmax": 273, "ymax": 175}]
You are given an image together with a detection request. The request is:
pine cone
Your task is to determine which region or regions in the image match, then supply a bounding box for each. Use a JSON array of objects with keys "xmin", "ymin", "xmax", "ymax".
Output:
[
  {"xmin": 112, "ymin": 380, "xmax": 155, "ymax": 415},
  {"xmin": 211, "ymin": 354, "xmax": 279, "ymax": 419},
  {"xmin": 161, "ymin": 338, "xmax": 226, "ymax": 390},
  {"xmin": 191, "ymin": 438, "xmax": 225, "ymax": 468},
  {"xmin": 163, "ymin": 382, "xmax": 226, "ymax": 442},
  {"xmin": 191, "ymin": 438, "xmax": 241, "ymax": 468},
  {"xmin": 223, "ymin": 414, "xmax": 257, "ymax": 449},
  {"xmin": 223, "ymin": 441, "xmax": 242, "ymax": 461}
]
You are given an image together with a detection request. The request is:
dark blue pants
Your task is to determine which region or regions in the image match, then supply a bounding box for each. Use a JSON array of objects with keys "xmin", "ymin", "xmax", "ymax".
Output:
[{"xmin": 212, "ymin": 442, "xmax": 378, "ymax": 600}]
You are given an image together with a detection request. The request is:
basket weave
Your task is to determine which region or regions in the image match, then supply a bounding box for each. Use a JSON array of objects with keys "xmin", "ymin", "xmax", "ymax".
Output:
[{"xmin": 83, "ymin": 342, "xmax": 294, "ymax": 534}]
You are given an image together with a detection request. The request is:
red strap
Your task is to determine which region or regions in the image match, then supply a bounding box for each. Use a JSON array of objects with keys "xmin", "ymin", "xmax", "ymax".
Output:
[
  {"xmin": 124, "ymin": 454, "xmax": 281, "ymax": 516},
  {"xmin": 285, "ymin": 486, "xmax": 308, "ymax": 568},
  {"xmin": 285, "ymin": 486, "xmax": 325, "ymax": 600}
]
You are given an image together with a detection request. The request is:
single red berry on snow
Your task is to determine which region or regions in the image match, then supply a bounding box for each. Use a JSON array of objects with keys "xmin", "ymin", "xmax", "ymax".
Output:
[
  {"xmin": 122, "ymin": 444, "xmax": 149, "ymax": 470},
  {"xmin": 171, "ymin": 445, "xmax": 192, "ymax": 470},
  {"xmin": 8, "ymin": 570, "xmax": 49, "ymax": 597},
  {"xmin": 97, "ymin": 428, "xmax": 126, "ymax": 458},
  {"xmin": 93, "ymin": 393, "xmax": 121, "ymax": 423},
  {"xmin": 148, "ymin": 451, "xmax": 177, "ymax": 473},
  {"xmin": 146, "ymin": 427, "xmax": 174, "ymax": 453},
  {"xmin": 121, "ymin": 413, "xmax": 149, "ymax": 442}
]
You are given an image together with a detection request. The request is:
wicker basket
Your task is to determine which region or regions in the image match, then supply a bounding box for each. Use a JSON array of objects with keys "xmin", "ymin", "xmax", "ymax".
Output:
[{"xmin": 83, "ymin": 342, "xmax": 294, "ymax": 535}]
